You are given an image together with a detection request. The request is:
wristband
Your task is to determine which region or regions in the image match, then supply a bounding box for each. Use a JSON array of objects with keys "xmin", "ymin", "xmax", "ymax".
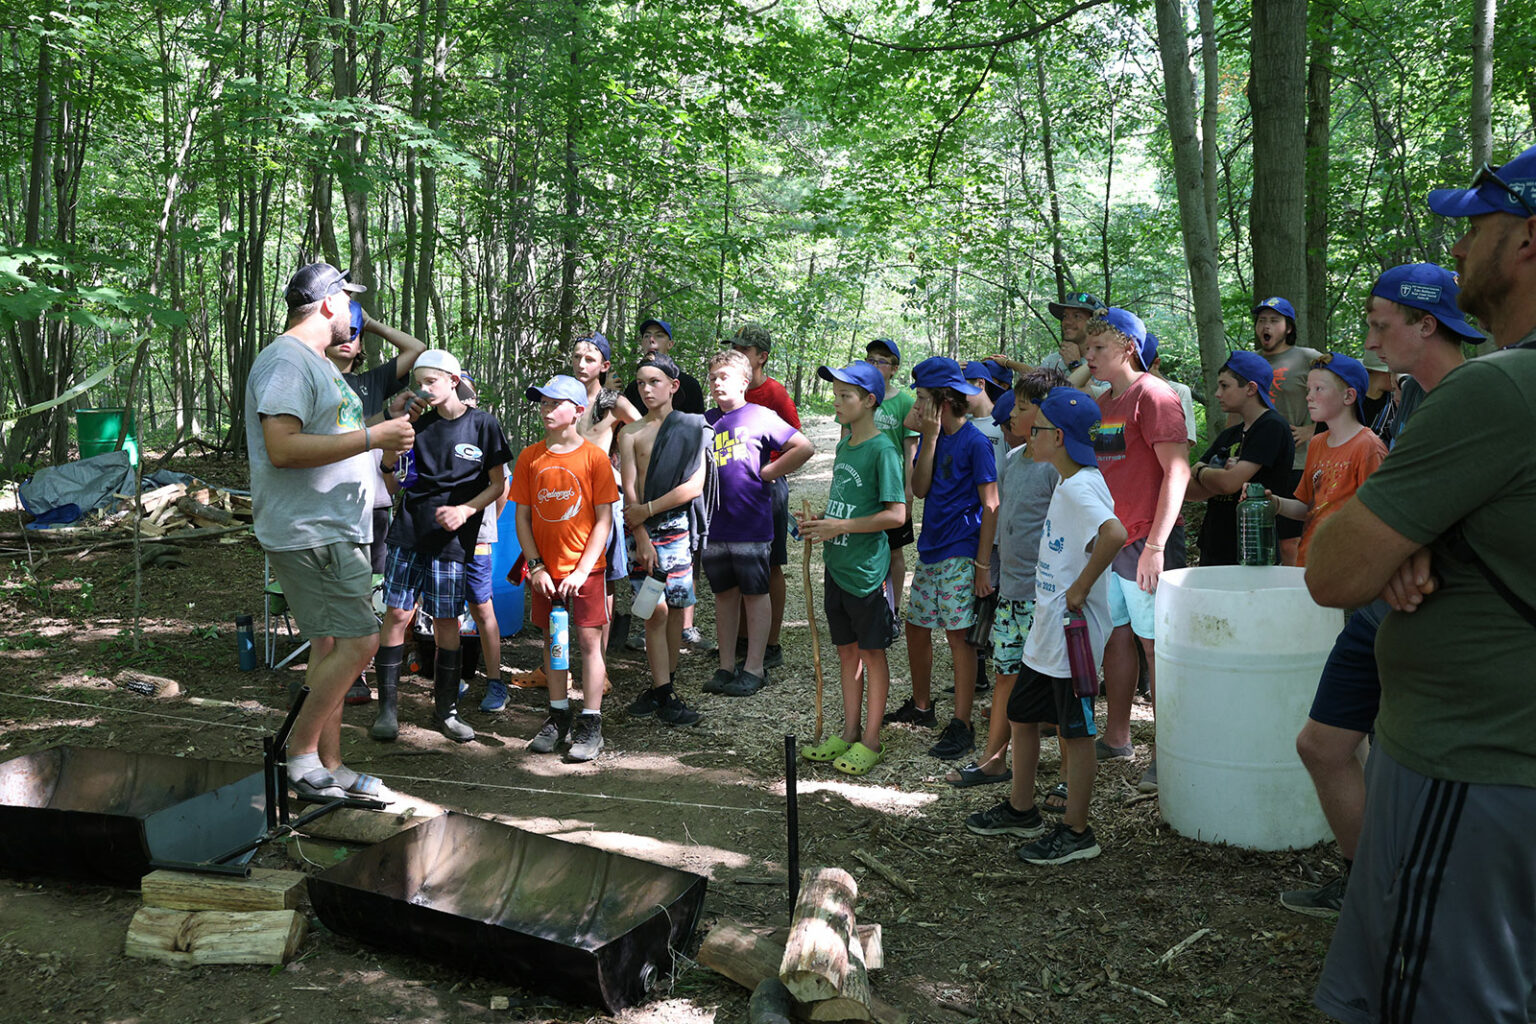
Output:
[
  {"xmin": 1145, "ymin": 543, "xmax": 1164, "ymax": 553},
  {"xmin": 646, "ymin": 500, "xmax": 654, "ymax": 517},
  {"xmin": 363, "ymin": 425, "xmax": 371, "ymax": 452},
  {"xmin": 973, "ymin": 559, "xmax": 988, "ymax": 570}
]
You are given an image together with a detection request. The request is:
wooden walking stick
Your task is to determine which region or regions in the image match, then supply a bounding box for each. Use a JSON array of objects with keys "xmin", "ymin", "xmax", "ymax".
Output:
[{"xmin": 802, "ymin": 500, "xmax": 825, "ymax": 743}]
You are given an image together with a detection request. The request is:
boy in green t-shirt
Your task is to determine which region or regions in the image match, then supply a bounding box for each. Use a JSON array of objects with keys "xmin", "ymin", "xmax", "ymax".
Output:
[
  {"xmin": 797, "ymin": 361, "xmax": 908, "ymax": 776},
  {"xmin": 865, "ymin": 338, "xmax": 918, "ymax": 612}
]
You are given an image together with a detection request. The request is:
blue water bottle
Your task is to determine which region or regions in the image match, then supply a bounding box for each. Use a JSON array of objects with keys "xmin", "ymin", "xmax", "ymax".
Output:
[
  {"xmin": 549, "ymin": 601, "xmax": 570, "ymax": 671},
  {"xmin": 236, "ymin": 614, "xmax": 256, "ymax": 671}
]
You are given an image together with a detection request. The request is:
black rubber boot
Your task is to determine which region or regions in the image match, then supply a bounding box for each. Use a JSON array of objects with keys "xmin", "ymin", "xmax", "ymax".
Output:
[
  {"xmin": 370, "ymin": 644, "xmax": 404, "ymax": 741},
  {"xmin": 433, "ymin": 647, "xmax": 474, "ymax": 743},
  {"xmin": 609, "ymin": 613, "xmax": 631, "ymax": 655}
]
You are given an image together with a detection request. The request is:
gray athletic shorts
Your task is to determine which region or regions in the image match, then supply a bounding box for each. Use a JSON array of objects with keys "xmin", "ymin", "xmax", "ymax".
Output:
[
  {"xmin": 1314, "ymin": 746, "xmax": 1536, "ymax": 1024},
  {"xmin": 267, "ymin": 542, "xmax": 379, "ymax": 640}
]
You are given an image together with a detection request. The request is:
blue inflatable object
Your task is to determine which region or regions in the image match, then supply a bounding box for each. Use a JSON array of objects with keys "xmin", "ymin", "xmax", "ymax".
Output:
[{"xmin": 490, "ymin": 501, "xmax": 525, "ymax": 634}]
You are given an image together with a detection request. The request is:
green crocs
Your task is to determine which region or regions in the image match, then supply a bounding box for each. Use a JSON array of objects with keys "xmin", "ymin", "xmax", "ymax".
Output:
[
  {"xmin": 833, "ymin": 742, "xmax": 883, "ymax": 776},
  {"xmin": 801, "ymin": 735, "xmax": 852, "ymax": 763}
]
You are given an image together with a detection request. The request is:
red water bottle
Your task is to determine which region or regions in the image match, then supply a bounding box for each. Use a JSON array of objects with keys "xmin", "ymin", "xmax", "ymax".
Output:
[{"xmin": 1064, "ymin": 613, "xmax": 1097, "ymax": 698}]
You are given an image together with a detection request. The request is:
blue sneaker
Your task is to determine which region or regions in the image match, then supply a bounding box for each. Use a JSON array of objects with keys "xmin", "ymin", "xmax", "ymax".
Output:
[{"xmin": 480, "ymin": 680, "xmax": 508, "ymax": 712}]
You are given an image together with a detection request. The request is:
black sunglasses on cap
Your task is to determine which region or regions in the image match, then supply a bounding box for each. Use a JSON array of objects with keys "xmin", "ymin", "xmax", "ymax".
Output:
[{"xmin": 1471, "ymin": 162, "xmax": 1536, "ymax": 217}]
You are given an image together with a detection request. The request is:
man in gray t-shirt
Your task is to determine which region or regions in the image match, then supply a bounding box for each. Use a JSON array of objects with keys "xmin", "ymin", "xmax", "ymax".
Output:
[{"xmin": 246, "ymin": 262, "xmax": 417, "ymax": 804}]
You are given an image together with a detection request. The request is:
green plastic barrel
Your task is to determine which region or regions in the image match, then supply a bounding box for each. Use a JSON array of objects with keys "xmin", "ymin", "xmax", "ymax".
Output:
[{"xmin": 76, "ymin": 407, "xmax": 139, "ymax": 466}]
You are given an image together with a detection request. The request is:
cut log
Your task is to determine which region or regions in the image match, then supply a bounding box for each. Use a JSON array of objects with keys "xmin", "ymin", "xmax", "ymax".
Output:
[
  {"xmin": 114, "ymin": 669, "xmax": 180, "ymax": 699},
  {"xmin": 140, "ymin": 868, "xmax": 306, "ymax": 912},
  {"xmin": 750, "ymin": 978, "xmax": 796, "ymax": 1024},
  {"xmin": 138, "ymin": 483, "xmax": 187, "ymax": 515},
  {"xmin": 779, "ymin": 868, "xmax": 871, "ymax": 1013},
  {"xmin": 767, "ymin": 923, "xmax": 883, "ymax": 971},
  {"xmin": 297, "ymin": 801, "xmax": 442, "ymax": 845},
  {"xmin": 175, "ymin": 495, "xmax": 235, "ymax": 527},
  {"xmin": 699, "ymin": 920, "xmax": 906, "ymax": 1024},
  {"xmin": 124, "ymin": 907, "xmax": 306, "ymax": 965}
]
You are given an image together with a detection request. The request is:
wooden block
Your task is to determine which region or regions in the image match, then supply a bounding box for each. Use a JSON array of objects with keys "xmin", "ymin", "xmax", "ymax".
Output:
[
  {"xmin": 140, "ymin": 868, "xmax": 306, "ymax": 912},
  {"xmin": 780, "ymin": 868, "xmax": 871, "ymax": 1009},
  {"xmin": 297, "ymin": 800, "xmax": 442, "ymax": 845},
  {"xmin": 766, "ymin": 923, "xmax": 883, "ymax": 971},
  {"xmin": 700, "ymin": 919, "xmax": 906, "ymax": 1024},
  {"xmin": 114, "ymin": 669, "xmax": 180, "ymax": 698},
  {"xmin": 125, "ymin": 907, "xmax": 306, "ymax": 965}
]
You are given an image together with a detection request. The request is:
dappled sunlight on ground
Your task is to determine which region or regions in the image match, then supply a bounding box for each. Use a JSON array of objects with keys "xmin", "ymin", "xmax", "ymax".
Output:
[{"xmin": 769, "ymin": 777, "xmax": 939, "ymax": 816}]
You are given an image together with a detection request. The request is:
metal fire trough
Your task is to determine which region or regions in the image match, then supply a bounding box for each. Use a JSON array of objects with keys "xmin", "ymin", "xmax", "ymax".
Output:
[
  {"xmin": 0, "ymin": 745, "xmax": 267, "ymax": 884},
  {"xmin": 308, "ymin": 812, "xmax": 709, "ymax": 1012}
]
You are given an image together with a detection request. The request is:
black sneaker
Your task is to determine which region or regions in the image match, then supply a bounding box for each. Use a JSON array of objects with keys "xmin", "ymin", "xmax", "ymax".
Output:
[
  {"xmin": 567, "ymin": 713, "xmax": 604, "ymax": 762},
  {"xmin": 527, "ymin": 706, "xmax": 572, "ymax": 753},
  {"xmin": 1280, "ymin": 874, "xmax": 1347, "ymax": 917},
  {"xmin": 1018, "ymin": 823, "xmax": 1101, "ymax": 865},
  {"xmin": 345, "ymin": 677, "xmax": 372, "ymax": 705},
  {"xmin": 883, "ymin": 697, "xmax": 937, "ymax": 727},
  {"xmin": 722, "ymin": 670, "xmax": 767, "ymax": 697},
  {"xmin": 928, "ymin": 717, "xmax": 975, "ymax": 759},
  {"xmin": 703, "ymin": 667, "xmax": 737, "ymax": 694},
  {"xmin": 763, "ymin": 643, "xmax": 784, "ymax": 669},
  {"xmin": 966, "ymin": 799, "xmax": 1046, "ymax": 838},
  {"xmin": 656, "ymin": 695, "xmax": 702, "ymax": 726},
  {"xmin": 628, "ymin": 688, "xmax": 663, "ymax": 718}
]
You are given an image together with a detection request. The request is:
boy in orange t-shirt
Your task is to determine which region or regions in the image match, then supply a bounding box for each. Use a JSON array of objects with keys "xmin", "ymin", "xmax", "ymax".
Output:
[
  {"xmin": 1272, "ymin": 353, "xmax": 1386, "ymax": 565},
  {"xmin": 511, "ymin": 374, "xmax": 619, "ymax": 762}
]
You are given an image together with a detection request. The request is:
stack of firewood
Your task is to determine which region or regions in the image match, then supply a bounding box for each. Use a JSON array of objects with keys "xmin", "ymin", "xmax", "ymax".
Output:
[
  {"xmin": 107, "ymin": 482, "xmax": 250, "ymax": 537},
  {"xmin": 125, "ymin": 868, "xmax": 309, "ymax": 966}
]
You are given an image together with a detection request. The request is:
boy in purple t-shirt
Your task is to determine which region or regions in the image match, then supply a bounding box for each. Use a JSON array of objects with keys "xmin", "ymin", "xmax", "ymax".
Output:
[{"xmin": 702, "ymin": 350, "xmax": 814, "ymax": 695}]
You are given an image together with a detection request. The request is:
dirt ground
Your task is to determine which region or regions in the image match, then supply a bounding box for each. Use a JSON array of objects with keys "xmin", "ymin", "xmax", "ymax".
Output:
[{"xmin": 0, "ymin": 415, "xmax": 1339, "ymax": 1024}]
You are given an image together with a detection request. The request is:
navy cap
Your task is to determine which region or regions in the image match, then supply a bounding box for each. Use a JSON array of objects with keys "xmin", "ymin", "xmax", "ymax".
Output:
[
  {"xmin": 991, "ymin": 389, "xmax": 1016, "ymax": 426},
  {"xmin": 817, "ymin": 361, "xmax": 886, "ymax": 406},
  {"xmin": 867, "ymin": 337, "xmax": 900, "ymax": 360},
  {"xmin": 285, "ymin": 262, "xmax": 366, "ymax": 309},
  {"xmin": 1427, "ymin": 145, "xmax": 1536, "ymax": 219},
  {"xmin": 1253, "ymin": 296, "xmax": 1298, "ymax": 321},
  {"xmin": 1034, "ymin": 387, "xmax": 1101, "ymax": 468},
  {"xmin": 638, "ymin": 318, "xmax": 672, "ymax": 340},
  {"xmin": 1222, "ymin": 351, "xmax": 1276, "ymax": 410},
  {"xmin": 910, "ymin": 356, "xmax": 981, "ymax": 395},
  {"xmin": 1312, "ymin": 353, "xmax": 1369, "ymax": 404},
  {"xmin": 1048, "ymin": 291, "xmax": 1104, "ymax": 319},
  {"xmin": 577, "ymin": 330, "xmax": 612, "ymax": 360},
  {"xmin": 1370, "ymin": 263, "xmax": 1483, "ymax": 341},
  {"xmin": 525, "ymin": 374, "xmax": 588, "ymax": 408}
]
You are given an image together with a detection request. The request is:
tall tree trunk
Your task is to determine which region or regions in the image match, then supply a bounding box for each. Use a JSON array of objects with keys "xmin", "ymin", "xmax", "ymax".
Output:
[
  {"xmin": 1303, "ymin": 1, "xmax": 1334, "ymax": 353},
  {"xmin": 331, "ymin": 0, "xmax": 376, "ymax": 317},
  {"xmin": 413, "ymin": 0, "xmax": 448, "ymax": 343},
  {"xmin": 1154, "ymin": 0, "xmax": 1225, "ymax": 439},
  {"xmin": 1198, "ymin": 0, "xmax": 1219, "ymax": 247},
  {"xmin": 1470, "ymin": 0, "xmax": 1496, "ymax": 168},
  {"xmin": 557, "ymin": 0, "xmax": 582, "ymax": 347},
  {"xmin": 1034, "ymin": 44, "xmax": 1066, "ymax": 300},
  {"xmin": 1248, "ymin": 0, "xmax": 1308, "ymax": 332},
  {"xmin": 3, "ymin": 30, "xmax": 53, "ymax": 462}
]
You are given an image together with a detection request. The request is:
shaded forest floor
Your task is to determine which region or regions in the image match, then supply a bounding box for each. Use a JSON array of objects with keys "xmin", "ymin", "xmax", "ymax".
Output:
[{"xmin": 0, "ymin": 415, "xmax": 1336, "ymax": 1023}]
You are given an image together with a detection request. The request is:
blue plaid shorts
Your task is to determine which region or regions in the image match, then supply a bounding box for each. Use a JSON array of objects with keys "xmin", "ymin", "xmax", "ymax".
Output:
[{"xmin": 382, "ymin": 545, "xmax": 465, "ymax": 619}]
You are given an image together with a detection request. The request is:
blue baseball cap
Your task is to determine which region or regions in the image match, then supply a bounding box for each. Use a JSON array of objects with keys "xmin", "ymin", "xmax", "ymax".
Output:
[
  {"xmin": 1142, "ymin": 332, "xmax": 1161, "ymax": 371},
  {"xmin": 1034, "ymin": 387, "xmax": 1101, "ymax": 468},
  {"xmin": 1427, "ymin": 145, "xmax": 1536, "ymax": 219},
  {"xmin": 1222, "ymin": 351, "xmax": 1276, "ymax": 409},
  {"xmin": 577, "ymin": 330, "xmax": 612, "ymax": 360},
  {"xmin": 964, "ymin": 360, "xmax": 998, "ymax": 384},
  {"xmin": 638, "ymin": 318, "xmax": 672, "ymax": 340},
  {"xmin": 1311, "ymin": 353, "xmax": 1369, "ymax": 404},
  {"xmin": 981, "ymin": 358, "xmax": 1014, "ymax": 389},
  {"xmin": 1097, "ymin": 307, "xmax": 1153, "ymax": 370},
  {"xmin": 866, "ymin": 337, "xmax": 900, "ymax": 360},
  {"xmin": 525, "ymin": 374, "xmax": 588, "ymax": 408},
  {"xmin": 910, "ymin": 356, "xmax": 981, "ymax": 395},
  {"xmin": 817, "ymin": 360, "xmax": 886, "ymax": 406},
  {"xmin": 1253, "ymin": 296, "xmax": 1298, "ymax": 321},
  {"xmin": 1370, "ymin": 263, "xmax": 1483, "ymax": 341},
  {"xmin": 991, "ymin": 389, "xmax": 1016, "ymax": 426}
]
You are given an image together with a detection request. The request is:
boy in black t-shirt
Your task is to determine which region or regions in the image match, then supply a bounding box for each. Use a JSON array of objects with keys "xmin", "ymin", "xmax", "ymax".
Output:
[
  {"xmin": 1185, "ymin": 351, "xmax": 1294, "ymax": 565},
  {"xmin": 370, "ymin": 349, "xmax": 512, "ymax": 744}
]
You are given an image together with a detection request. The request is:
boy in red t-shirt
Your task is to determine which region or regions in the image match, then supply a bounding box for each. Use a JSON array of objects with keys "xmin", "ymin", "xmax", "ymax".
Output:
[
  {"xmin": 511, "ymin": 375, "xmax": 619, "ymax": 762},
  {"xmin": 1084, "ymin": 309, "xmax": 1190, "ymax": 793},
  {"xmin": 1271, "ymin": 353, "xmax": 1386, "ymax": 566}
]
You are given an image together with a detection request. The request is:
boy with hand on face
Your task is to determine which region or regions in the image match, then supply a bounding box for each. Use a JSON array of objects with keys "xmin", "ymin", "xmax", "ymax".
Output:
[
  {"xmin": 511, "ymin": 375, "xmax": 619, "ymax": 762},
  {"xmin": 371, "ymin": 350, "xmax": 510, "ymax": 745},
  {"xmin": 797, "ymin": 361, "xmax": 906, "ymax": 775},
  {"xmin": 702, "ymin": 349, "xmax": 814, "ymax": 696}
]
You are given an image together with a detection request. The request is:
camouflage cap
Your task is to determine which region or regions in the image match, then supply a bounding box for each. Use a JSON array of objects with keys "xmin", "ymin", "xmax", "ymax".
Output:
[{"xmin": 730, "ymin": 322, "xmax": 772, "ymax": 353}]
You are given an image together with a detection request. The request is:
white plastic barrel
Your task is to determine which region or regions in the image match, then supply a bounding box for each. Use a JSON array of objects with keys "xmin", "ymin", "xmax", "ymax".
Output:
[{"xmin": 1154, "ymin": 565, "xmax": 1345, "ymax": 850}]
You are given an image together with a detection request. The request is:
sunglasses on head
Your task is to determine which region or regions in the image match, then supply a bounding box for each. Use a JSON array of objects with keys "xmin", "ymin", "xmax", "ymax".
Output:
[{"xmin": 1470, "ymin": 162, "xmax": 1536, "ymax": 217}]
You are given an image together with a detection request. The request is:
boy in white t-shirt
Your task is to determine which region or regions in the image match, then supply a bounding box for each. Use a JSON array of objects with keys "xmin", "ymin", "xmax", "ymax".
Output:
[{"xmin": 966, "ymin": 387, "xmax": 1125, "ymax": 865}]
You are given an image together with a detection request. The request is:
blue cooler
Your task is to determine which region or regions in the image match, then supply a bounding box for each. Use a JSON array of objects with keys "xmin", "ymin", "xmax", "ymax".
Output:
[{"xmin": 490, "ymin": 501, "xmax": 525, "ymax": 634}]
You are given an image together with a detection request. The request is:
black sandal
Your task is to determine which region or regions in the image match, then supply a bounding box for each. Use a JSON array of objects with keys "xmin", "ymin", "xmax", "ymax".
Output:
[{"xmin": 1041, "ymin": 782, "xmax": 1069, "ymax": 814}]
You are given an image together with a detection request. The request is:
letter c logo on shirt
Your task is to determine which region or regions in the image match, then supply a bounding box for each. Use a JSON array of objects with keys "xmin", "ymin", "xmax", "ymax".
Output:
[{"xmin": 455, "ymin": 443, "xmax": 484, "ymax": 461}]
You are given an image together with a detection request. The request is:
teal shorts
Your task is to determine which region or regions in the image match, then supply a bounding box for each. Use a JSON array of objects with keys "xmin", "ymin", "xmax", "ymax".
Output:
[{"xmin": 991, "ymin": 599, "xmax": 1036, "ymax": 675}]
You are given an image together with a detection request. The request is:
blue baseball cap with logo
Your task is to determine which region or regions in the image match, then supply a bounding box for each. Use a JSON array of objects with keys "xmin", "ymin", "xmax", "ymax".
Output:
[
  {"xmin": 1311, "ymin": 353, "xmax": 1369, "ymax": 404},
  {"xmin": 1427, "ymin": 145, "xmax": 1536, "ymax": 219},
  {"xmin": 1370, "ymin": 263, "xmax": 1483, "ymax": 340},
  {"xmin": 1253, "ymin": 296, "xmax": 1298, "ymax": 322},
  {"xmin": 910, "ymin": 356, "xmax": 981, "ymax": 395},
  {"xmin": 1034, "ymin": 387, "xmax": 1101, "ymax": 468},
  {"xmin": 526, "ymin": 374, "xmax": 588, "ymax": 408},
  {"xmin": 1222, "ymin": 351, "xmax": 1276, "ymax": 409},
  {"xmin": 817, "ymin": 361, "xmax": 886, "ymax": 406}
]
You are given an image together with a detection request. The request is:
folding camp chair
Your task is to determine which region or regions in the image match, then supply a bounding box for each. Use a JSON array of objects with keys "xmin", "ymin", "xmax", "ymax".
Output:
[{"xmin": 263, "ymin": 555, "xmax": 385, "ymax": 669}]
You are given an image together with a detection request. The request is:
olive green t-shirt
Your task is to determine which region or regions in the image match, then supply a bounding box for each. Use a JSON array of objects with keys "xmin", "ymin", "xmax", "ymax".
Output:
[
  {"xmin": 823, "ymin": 431, "xmax": 907, "ymax": 597},
  {"xmin": 872, "ymin": 389, "xmax": 917, "ymax": 478},
  {"xmin": 1363, "ymin": 347, "xmax": 1536, "ymax": 787},
  {"xmin": 1262, "ymin": 344, "xmax": 1323, "ymax": 470}
]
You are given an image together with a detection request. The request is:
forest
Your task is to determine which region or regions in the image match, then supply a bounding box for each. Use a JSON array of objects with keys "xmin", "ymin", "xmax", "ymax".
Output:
[{"xmin": 1, "ymin": 0, "xmax": 1532, "ymax": 465}]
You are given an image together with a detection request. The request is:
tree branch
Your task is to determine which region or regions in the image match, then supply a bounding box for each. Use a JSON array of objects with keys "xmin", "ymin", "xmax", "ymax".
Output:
[{"xmin": 819, "ymin": 0, "xmax": 1117, "ymax": 53}]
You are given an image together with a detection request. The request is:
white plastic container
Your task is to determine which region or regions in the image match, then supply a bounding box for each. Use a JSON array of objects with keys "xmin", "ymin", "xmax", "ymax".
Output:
[{"xmin": 1154, "ymin": 565, "xmax": 1345, "ymax": 850}]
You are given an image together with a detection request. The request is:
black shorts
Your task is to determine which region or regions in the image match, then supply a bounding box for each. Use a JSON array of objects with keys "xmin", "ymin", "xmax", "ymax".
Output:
[
  {"xmin": 1007, "ymin": 664, "xmax": 1097, "ymax": 740},
  {"xmin": 824, "ymin": 570, "xmax": 899, "ymax": 651},
  {"xmin": 770, "ymin": 476, "xmax": 789, "ymax": 567},
  {"xmin": 1307, "ymin": 603, "xmax": 1384, "ymax": 734},
  {"xmin": 369, "ymin": 507, "xmax": 392, "ymax": 575},
  {"xmin": 885, "ymin": 514, "xmax": 915, "ymax": 550},
  {"xmin": 701, "ymin": 540, "xmax": 772, "ymax": 596},
  {"xmin": 1278, "ymin": 468, "xmax": 1304, "ymax": 541}
]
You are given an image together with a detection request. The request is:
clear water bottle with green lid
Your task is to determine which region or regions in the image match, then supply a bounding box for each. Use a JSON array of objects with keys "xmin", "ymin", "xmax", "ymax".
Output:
[{"xmin": 1238, "ymin": 482, "xmax": 1277, "ymax": 566}]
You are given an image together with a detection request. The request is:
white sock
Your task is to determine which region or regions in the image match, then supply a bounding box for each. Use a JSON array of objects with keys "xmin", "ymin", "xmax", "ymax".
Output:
[
  {"xmin": 288, "ymin": 751, "xmax": 323, "ymax": 782},
  {"xmin": 550, "ymin": 698, "xmax": 570, "ymax": 710},
  {"xmin": 580, "ymin": 708, "xmax": 601, "ymax": 717}
]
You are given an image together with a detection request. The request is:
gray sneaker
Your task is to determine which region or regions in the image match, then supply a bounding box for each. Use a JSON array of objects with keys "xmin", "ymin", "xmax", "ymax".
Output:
[
  {"xmin": 1094, "ymin": 737, "xmax": 1134, "ymax": 761},
  {"xmin": 527, "ymin": 706, "xmax": 572, "ymax": 753},
  {"xmin": 1018, "ymin": 822, "xmax": 1101, "ymax": 865},
  {"xmin": 1137, "ymin": 759, "xmax": 1158, "ymax": 793},
  {"xmin": 1280, "ymin": 874, "xmax": 1347, "ymax": 917},
  {"xmin": 681, "ymin": 626, "xmax": 716, "ymax": 652},
  {"xmin": 567, "ymin": 713, "xmax": 604, "ymax": 762},
  {"xmin": 966, "ymin": 799, "xmax": 1046, "ymax": 838}
]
